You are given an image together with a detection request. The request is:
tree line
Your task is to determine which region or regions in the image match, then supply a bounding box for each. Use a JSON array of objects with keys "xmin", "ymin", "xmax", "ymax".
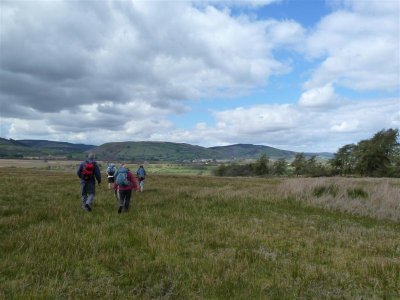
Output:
[{"xmin": 214, "ymin": 128, "xmax": 400, "ymax": 178}]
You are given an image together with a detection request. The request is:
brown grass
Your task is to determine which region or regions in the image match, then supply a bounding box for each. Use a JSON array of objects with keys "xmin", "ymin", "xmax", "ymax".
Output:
[{"xmin": 277, "ymin": 177, "xmax": 400, "ymax": 222}]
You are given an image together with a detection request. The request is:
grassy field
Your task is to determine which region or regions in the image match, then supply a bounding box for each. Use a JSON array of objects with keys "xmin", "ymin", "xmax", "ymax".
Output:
[
  {"xmin": 0, "ymin": 159, "xmax": 215, "ymax": 176},
  {"xmin": 1, "ymin": 167, "xmax": 399, "ymax": 299}
]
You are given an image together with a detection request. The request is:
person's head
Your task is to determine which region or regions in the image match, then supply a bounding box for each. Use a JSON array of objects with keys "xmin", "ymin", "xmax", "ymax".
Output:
[
  {"xmin": 140, "ymin": 165, "xmax": 143, "ymax": 168},
  {"xmin": 88, "ymin": 153, "xmax": 95, "ymax": 161}
]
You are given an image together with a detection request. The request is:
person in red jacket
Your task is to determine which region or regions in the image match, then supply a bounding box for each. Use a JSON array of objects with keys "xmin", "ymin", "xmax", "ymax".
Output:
[{"xmin": 113, "ymin": 164, "xmax": 138, "ymax": 213}]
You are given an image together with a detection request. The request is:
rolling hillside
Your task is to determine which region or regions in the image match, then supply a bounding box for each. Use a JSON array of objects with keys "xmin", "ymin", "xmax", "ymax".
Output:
[
  {"xmin": 0, "ymin": 138, "xmax": 332, "ymax": 161},
  {"xmin": 91, "ymin": 141, "xmax": 332, "ymax": 162},
  {"xmin": 210, "ymin": 144, "xmax": 295, "ymax": 160},
  {"xmin": 0, "ymin": 138, "xmax": 95, "ymax": 159},
  {"xmin": 92, "ymin": 141, "xmax": 219, "ymax": 162}
]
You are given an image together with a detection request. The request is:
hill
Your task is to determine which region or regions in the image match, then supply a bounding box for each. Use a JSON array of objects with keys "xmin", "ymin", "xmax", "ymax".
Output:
[
  {"xmin": 17, "ymin": 139, "xmax": 95, "ymax": 152},
  {"xmin": 0, "ymin": 138, "xmax": 332, "ymax": 161},
  {"xmin": 0, "ymin": 138, "xmax": 95, "ymax": 159},
  {"xmin": 92, "ymin": 141, "xmax": 332, "ymax": 162},
  {"xmin": 92, "ymin": 141, "xmax": 219, "ymax": 162},
  {"xmin": 210, "ymin": 144, "xmax": 295, "ymax": 160}
]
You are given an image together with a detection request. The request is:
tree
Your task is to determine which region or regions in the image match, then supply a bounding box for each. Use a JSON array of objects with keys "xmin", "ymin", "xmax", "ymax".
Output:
[
  {"xmin": 330, "ymin": 128, "xmax": 400, "ymax": 177},
  {"xmin": 291, "ymin": 153, "xmax": 306, "ymax": 176},
  {"xmin": 273, "ymin": 158, "xmax": 288, "ymax": 176},
  {"xmin": 330, "ymin": 144, "xmax": 355, "ymax": 176},
  {"xmin": 353, "ymin": 129, "xmax": 399, "ymax": 176},
  {"xmin": 253, "ymin": 153, "xmax": 269, "ymax": 175}
]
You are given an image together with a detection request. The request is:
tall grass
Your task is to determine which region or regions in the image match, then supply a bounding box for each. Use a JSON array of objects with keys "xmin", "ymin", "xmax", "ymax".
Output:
[
  {"xmin": 278, "ymin": 177, "xmax": 400, "ymax": 221},
  {"xmin": 1, "ymin": 168, "xmax": 399, "ymax": 299}
]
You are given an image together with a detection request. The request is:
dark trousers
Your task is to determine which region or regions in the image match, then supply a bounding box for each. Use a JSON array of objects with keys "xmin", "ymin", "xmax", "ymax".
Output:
[
  {"xmin": 118, "ymin": 189, "xmax": 132, "ymax": 211},
  {"xmin": 80, "ymin": 181, "xmax": 95, "ymax": 207}
]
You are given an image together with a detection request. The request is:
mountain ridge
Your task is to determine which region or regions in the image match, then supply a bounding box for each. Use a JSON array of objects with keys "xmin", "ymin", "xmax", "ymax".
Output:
[{"xmin": 0, "ymin": 138, "xmax": 333, "ymax": 161}]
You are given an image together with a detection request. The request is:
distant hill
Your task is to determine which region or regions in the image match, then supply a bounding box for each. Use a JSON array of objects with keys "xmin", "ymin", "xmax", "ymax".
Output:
[
  {"xmin": 92, "ymin": 141, "xmax": 219, "ymax": 162},
  {"xmin": 0, "ymin": 138, "xmax": 95, "ymax": 159},
  {"xmin": 0, "ymin": 138, "xmax": 333, "ymax": 161},
  {"xmin": 210, "ymin": 144, "xmax": 295, "ymax": 160},
  {"xmin": 92, "ymin": 141, "xmax": 333, "ymax": 162},
  {"xmin": 17, "ymin": 140, "xmax": 95, "ymax": 152}
]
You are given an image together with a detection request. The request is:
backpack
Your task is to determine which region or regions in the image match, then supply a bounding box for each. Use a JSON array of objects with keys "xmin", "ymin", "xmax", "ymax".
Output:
[
  {"xmin": 116, "ymin": 168, "xmax": 129, "ymax": 186},
  {"xmin": 82, "ymin": 162, "xmax": 95, "ymax": 180},
  {"xmin": 107, "ymin": 165, "xmax": 115, "ymax": 175},
  {"xmin": 137, "ymin": 167, "xmax": 145, "ymax": 178}
]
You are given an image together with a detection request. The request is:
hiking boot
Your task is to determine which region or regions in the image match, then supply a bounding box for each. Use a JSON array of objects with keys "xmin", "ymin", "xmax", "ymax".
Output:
[
  {"xmin": 85, "ymin": 204, "xmax": 92, "ymax": 212},
  {"xmin": 118, "ymin": 206, "xmax": 123, "ymax": 214}
]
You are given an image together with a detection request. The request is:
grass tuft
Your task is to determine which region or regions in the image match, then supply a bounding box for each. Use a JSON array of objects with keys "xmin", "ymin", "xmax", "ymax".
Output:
[
  {"xmin": 312, "ymin": 184, "xmax": 339, "ymax": 197},
  {"xmin": 347, "ymin": 187, "xmax": 369, "ymax": 199}
]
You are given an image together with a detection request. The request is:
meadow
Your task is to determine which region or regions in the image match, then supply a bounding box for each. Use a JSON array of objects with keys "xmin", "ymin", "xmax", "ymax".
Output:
[{"xmin": 0, "ymin": 164, "xmax": 399, "ymax": 299}]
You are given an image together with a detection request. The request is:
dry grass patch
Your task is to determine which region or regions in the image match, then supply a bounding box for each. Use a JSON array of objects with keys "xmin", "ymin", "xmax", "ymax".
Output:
[{"xmin": 278, "ymin": 177, "xmax": 400, "ymax": 221}]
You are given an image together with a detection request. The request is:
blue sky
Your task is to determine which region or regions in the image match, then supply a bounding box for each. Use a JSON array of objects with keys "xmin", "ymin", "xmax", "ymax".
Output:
[{"xmin": 0, "ymin": 0, "xmax": 399, "ymax": 152}]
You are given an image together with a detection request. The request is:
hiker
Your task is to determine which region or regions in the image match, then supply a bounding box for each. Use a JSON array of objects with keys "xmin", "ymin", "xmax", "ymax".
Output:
[
  {"xmin": 136, "ymin": 165, "xmax": 146, "ymax": 192},
  {"xmin": 76, "ymin": 153, "xmax": 101, "ymax": 212},
  {"xmin": 114, "ymin": 164, "xmax": 138, "ymax": 213},
  {"xmin": 106, "ymin": 163, "xmax": 116, "ymax": 190}
]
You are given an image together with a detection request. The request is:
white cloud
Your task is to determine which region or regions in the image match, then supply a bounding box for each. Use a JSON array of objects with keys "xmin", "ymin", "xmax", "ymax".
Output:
[
  {"xmin": 330, "ymin": 121, "xmax": 359, "ymax": 133},
  {"xmin": 1, "ymin": 0, "xmax": 398, "ymax": 154},
  {"xmin": 298, "ymin": 83, "xmax": 338, "ymax": 107},
  {"xmin": 160, "ymin": 98, "xmax": 399, "ymax": 152},
  {"xmin": 213, "ymin": 104, "xmax": 299, "ymax": 134},
  {"xmin": 199, "ymin": 0, "xmax": 281, "ymax": 8},
  {"xmin": 304, "ymin": 0, "xmax": 400, "ymax": 91},
  {"xmin": 0, "ymin": 0, "xmax": 300, "ymax": 113}
]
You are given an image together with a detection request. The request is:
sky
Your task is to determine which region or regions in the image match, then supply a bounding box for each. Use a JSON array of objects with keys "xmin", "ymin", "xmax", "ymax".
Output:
[{"xmin": 0, "ymin": 0, "xmax": 399, "ymax": 152}]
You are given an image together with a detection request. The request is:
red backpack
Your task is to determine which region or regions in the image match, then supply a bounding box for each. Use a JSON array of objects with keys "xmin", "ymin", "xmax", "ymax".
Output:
[{"xmin": 82, "ymin": 162, "xmax": 95, "ymax": 180}]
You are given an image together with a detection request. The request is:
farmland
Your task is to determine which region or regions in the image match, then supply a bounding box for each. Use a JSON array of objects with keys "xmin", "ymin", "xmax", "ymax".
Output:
[{"xmin": 0, "ymin": 163, "xmax": 399, "ymax": 298}]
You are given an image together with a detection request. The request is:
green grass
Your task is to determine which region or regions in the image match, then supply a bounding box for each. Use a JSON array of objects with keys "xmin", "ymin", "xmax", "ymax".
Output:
[
  {"xmin": 312, "ymin": 184, "xmax": 339, "ymax": 197},
  {"xmin": 347, "ymin": 187, "xmax": 369, "ymax": 199},
  {"xmin": 1, "ymin": 168, "xmax": 399, "ymax": 299}
]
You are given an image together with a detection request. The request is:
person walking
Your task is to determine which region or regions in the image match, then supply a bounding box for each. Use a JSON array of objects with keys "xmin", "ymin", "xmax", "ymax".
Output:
[
  {"xmin": 77, "ymin": 153, "xmax": 101, "ymax": 212},
  {"xmin": 106, "ymin": 163, "xmax": 116, "ymax": 190},
  {"xmin": 114, "ymin": 164, "xmax": 138, "ymax": 213},
  {"xmin": 136, "ymin": 165, "xmax": 146, "ymax": 192}
]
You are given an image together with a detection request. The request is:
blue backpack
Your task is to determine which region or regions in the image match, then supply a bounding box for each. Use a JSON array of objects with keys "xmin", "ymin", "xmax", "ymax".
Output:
[
  {"xmin": 107, "ymin": 165, "xmax": 115, "ymax": 175},
  {"xmin": 116, "ymin": 167, "xmax": 129, "ymax": 186}
]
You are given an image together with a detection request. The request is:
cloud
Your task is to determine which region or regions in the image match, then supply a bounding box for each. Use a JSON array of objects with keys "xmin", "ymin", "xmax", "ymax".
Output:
[
  {"xmin": 0, "ymin": 0, "xmax": 398, "ymax": 154},
  {"xmin": 298, "ymin": 83, "xmax": 338, "ymax": 107},
  {"xmin": 0, "ymin": 0, "xmax": 298, "ymax": 115},
  {"xmin": 304, "ymin": 0, "xmax": 400, "ymax": 91},
  {"xmin": 164, "ymin": 98, "xmax": 399, "ymax": 152},
  {"xmin": 199, "ymin": 0, "xmax": 281, "ymax": 8}
]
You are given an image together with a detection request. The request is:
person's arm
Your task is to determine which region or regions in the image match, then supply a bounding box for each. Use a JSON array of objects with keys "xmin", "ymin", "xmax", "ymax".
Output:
[
  {"xmin": 129, "ymin": 172, "xmax": 139, "ymax": 191},
  {"xmin": 95, "ymin": 163, "xmax": 101, "ymax": 184},
  {"xmin": 76, "ymin": 163, "xmax": 83, "ymax": 178}
]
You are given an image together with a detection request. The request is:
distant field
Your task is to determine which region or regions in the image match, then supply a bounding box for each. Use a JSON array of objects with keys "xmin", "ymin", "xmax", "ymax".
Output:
[
  {"xmin": 1, "ymin": 168, "xmax": 399, "ymax": 298},
  {"xmin": 0, "ymin": 159, "xmax": 215, "ymax": 176}
]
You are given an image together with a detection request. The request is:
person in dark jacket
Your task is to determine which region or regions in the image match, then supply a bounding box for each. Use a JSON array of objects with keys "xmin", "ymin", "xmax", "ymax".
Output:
[
  {"xmin": 136, "ymin": 165, "xmax": 146, "ymax": 192},
  {"xmin": 114, "ymin": 164, "xmax": 138, "ymax": 213},
  {"xmin": 76, "ymin": 153, "xmax": 101, "ymax": 212}
]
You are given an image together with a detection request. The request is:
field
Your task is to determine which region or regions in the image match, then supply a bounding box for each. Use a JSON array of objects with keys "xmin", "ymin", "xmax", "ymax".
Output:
[
  {"xmin": 0, "ymin": 159, "xmax": 214, "ymax": 176},
  {"xmin": 1, "ymin": 162, "xmax": 399, "ymax": 299}
]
